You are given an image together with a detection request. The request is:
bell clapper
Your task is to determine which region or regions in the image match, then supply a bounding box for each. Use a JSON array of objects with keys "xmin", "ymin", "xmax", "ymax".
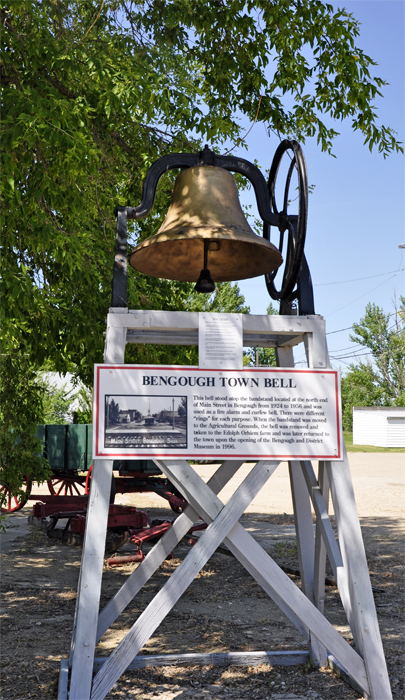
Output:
[{"xmin": 194, "ymin": 240, "xmax": 216, "ymax": 294}]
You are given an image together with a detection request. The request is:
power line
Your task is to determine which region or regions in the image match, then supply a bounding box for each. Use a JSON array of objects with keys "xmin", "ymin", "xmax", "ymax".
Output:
[
  {"xmin": 326, "ymin": 273, "xmax": 401, "ymax": 318},
  {"xmin": 315, "ymin": 267, "xmax": 404, "ymax": 286},
  {"xmin": 327, "ymin": 311, "xmax": 400, "ymax": 336}
]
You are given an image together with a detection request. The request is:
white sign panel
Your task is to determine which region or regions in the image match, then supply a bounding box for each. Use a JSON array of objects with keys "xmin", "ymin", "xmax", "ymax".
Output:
[
  {"xmin": 94, "ymin": 366, "xmax": 343, "ymax": 460},
  {"xmin": 199, "ymin": 313, "xmax": 243, "ymax": 369}
]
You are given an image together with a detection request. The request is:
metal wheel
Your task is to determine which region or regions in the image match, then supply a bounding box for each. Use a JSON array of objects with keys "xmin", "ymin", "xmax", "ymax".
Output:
[
  {"xmin": 84, "ymin": 466, "xmax": 116, "ymax": 503},
  {"xmin": 0, "ymin": 476, "xmax": 32, "ymax": 513},
  {"xmin": 84, "ymin": 465, "xmax": 92, "ymax": 495},
  {"xmin": 264, "ymin": 139, "xmax": 308, "ymax": 301},
  {"xmin": 167, "ymin": 482, "xmax": 187, "ymax": 513},
  {"xmin": 47, "ymin": 475, "xmax": 86, "ymax": 497}
]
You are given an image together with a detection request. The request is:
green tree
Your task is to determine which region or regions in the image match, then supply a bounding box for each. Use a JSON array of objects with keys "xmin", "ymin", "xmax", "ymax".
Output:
[
  {"xmin": 2, "ymin": 1, "xmax": 402, "ymax": 387},
  {"xmin": 244, "ymin": 302, "xmax": 278, "ymax": 367},
  {"xmin": 1, "ymin": 2, "xmax": 403, "ymax": 491},
  {"xmin": 40, "ymin": 376, "xmax": 77, "ymax": 424},
  {"xmin": 0, "ymin": 354, "xmax": 51, "ymax": 509},
  {"xmin": 74, "ymin": 385, "xmax": 93, "ymax": 424},
  {"xmin": 185, "ymin": 281, "xmax": 250, "ymax": 314},
  {"xmin": 340, "ymin": 299, "xmax": 405, "ymax": 430}
]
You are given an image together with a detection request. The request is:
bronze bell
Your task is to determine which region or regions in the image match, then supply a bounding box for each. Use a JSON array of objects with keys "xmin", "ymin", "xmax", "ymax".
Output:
[{"xmin": 129, "ymin": 165, "xmax": 282, "ymax": 291}]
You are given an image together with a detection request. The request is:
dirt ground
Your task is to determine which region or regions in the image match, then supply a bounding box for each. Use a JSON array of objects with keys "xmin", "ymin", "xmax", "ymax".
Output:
[{"xmin": 1, "ymin": 454, "xmax": 404, "ymax": 700}]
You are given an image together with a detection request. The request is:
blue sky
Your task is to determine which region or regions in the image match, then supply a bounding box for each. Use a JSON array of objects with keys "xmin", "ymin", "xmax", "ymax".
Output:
[{"xmin": 231, "ymin": 0, "xmax": 404, "ymax": 371}]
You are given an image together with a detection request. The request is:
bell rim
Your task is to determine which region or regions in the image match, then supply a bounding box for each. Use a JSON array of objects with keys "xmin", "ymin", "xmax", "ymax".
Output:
[
  {"xmin": 129, "ymin": 235, "xmax": 283, "ymax": 282},
  {"xmin": 129, "ymin": 226, "xmax": 281, "ymax": 254}
]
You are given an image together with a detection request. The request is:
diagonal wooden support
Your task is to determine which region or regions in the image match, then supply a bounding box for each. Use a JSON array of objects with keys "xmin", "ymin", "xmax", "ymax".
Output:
[
  {"xmin": 96, "ymin": 459, "xmax": 244, "ymax": 641},
  {"xmin": 157, "ymin": 460, "xmax": 370, "ymax": 696},
  {"xmin": 161, "ymin": 461, "xmax": 311, "ymax": 641},
  {"xmin": 90, "ymin": 460, "xmax": 279, "ymax": 699}
]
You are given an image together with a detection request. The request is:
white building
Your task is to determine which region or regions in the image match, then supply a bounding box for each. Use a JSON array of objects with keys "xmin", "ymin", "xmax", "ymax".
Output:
[{"xmin": 353, "ymin": 407, "xmax": 405, "ymax": 447}]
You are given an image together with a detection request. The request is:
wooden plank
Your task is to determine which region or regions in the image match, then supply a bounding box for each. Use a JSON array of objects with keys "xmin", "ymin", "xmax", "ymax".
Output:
[
  {"xmin": 158, "ymin": 461, "xmax": 309, "ymax": 641},
  {"xmin": 313, "ymin": 462, "xmax": 329, "ymax": 614},
  {"xmin": 299, "ymin": 461, "xmax": 343, "ymax": 575},
  {"xmin": 303, "ymin": 331, "xmax": 328, "ymax": 369},
  {"xmin": 157, "ymin": 462, "xmax": 370, "ymax": 695},
  {"xmin": 299, "ymin": 459, "xmax": 359, "ymax": 657},
  {"xmin": 107, "ymin": 309, "xmax": 325, "ymax": 336},
  {"xmin": 275, "ymin": 345, "xmax": 295, "ymax": 366},
  {"xmin": 96, "ymin": 460, "xmax": 244, "ymax": 641},
  {"xmin": 328, "ymin": 655, "xmax": 370, "ymax": 698},
  {"xmin": 92, "ymin": 650, "xmax": 310, "ymax": 671},
  {"xmin": 324, "ymin": 460, "xmax": 363, "ymax": 653},
  {"xmin": 327, "ymin": 451, "xmax": 392, "ymax": 700},
  {"xmin": 90, "ymin": 460, "xmax": 278, "ymax": 699},
  {"xmin": 125, "ymin": 329, "xmax": 305, "ymax": 348},
  {"xmin": 57, "ymin": 659, "xmax": 69, "ymax": 700},
  {"xmin": 289, "ymin": 462, "xmax": 315, "ymax": 601},
  {"xmin": 289, "ymin": 461, "xmax": 328, "ymax": 667},
  {"xmin": 69, "ymin": 459, "xmax": 114, "ymax": 700},
  {"xmin": 225, "ymin": 528, "xmax": 368, "ymax": 693},
  {"xmin": 103, "ymin": 326, "xmax": 126, "ymax": 363}
]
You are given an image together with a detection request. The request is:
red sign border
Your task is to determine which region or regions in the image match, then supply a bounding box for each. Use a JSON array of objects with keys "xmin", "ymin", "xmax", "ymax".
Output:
[{"xmin": 94, "ymin": 365, "xmax": 342, "ymax": 460}]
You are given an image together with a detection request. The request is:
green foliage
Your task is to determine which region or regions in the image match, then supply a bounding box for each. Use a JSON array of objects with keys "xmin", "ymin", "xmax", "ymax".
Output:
[
  {"xmin": 138, "ymin": 0, "xmax": 403, "ymax": 156},
  {"xmin": 40, "ymin": 376, "xmax": 77, "ymax": 424},
  {"xmin": 340, "ymin": 299, "xmax": 405, "ymax": 430},
  {"xmin": 125, "ymin": 280, "xmax": 250, "ymax": 367},
  {"xmin": 1, "ymin": 1, "xmax": 205, "ymax": 386},
  {"xmin": 74, "ymin": 385, "xmax": 93, "ymax": 424},
  {"xmin": 343, "ymin": 431, "xmax": 405, "ymax": 453},
  {"xmin": 185, "ymin": 281, "xmax": 250, "ymax": 314},
  {"xmin": 1, "ymin": 1, "xmax": 402, "ymax": 391},
  {"xmin": 0, "ymin": 353, "xmax": 51, "ymax": 505},
  {"xmin": 244, "ymin": 302, "xmax": 278, "ymax": 367}
]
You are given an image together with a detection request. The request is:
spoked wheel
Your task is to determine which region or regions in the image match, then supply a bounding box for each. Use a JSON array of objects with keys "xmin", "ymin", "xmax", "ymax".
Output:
[
  {"xmin": 264, "ymin": 139, "xmax": 308, "ymax": 302},
  {"xmin": 47, "ymin": 475, "xmax": 86, "ymax": 497},
  {"xmin": 84, "ymin": 465, "xmax": 92, "ymax": 495},
  {"xmin": 167, "ymin": 482, "xmax": 187, "ymax": 514},
  {"xmin": 0, "ymin": 476, "xmax": 32, "ymax": 513},
  {"xmin": 85, "ymin": 465, "xmax": 116, "ymax": 503}
]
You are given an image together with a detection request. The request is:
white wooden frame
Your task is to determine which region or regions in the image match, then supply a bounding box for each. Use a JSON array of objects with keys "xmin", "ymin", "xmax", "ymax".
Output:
[{"xmin": 62, "ymin": 309, "xmax": 391, "ymax": 700}]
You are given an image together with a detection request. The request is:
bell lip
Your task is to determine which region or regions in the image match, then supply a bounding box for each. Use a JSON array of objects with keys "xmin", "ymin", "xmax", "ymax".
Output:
[
  {"xmin": 129, "ymin": 227, "xmax": 282, "ymax": 255},
  {"xmin": 129, "ymin": 236, "xmax": 283, "ymax": 283}
]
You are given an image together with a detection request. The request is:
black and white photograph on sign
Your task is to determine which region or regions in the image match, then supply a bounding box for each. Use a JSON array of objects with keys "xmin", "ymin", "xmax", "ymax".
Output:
[{"xmin": 104, "ymin": 394, "xmax": 187, "ymax": 449}]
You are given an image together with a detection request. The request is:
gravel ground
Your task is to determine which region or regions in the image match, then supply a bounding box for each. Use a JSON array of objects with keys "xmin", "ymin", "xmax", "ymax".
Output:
[{"xmin": 0, "ymin": 454, "xmax": 404, "ymax": 700}]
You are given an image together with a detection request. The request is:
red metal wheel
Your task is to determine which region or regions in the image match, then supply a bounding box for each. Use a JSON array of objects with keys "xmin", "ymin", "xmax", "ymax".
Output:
[
  {"xmin": 0, "ymin": 476, "xmax": 32, "ymax": 513},
  {"xmin": 84, "ymin": 465, "xmax": 93, "ymax": 495},
  {"xmin": 85, "ymin": 466, "xmax": 116, "ymax": 503},
  {"xmin": 47, "ymin": 476, "xmax": 86, "ymax": 497}
]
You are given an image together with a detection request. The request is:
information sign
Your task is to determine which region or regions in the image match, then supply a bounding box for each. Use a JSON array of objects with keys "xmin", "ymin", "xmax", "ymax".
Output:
[
  {"xmin": 198, "ymin": 313, "xmax": 243, "ymax": 369},
  {"xmin": 94, "ymin": 365, "xmax": 343, "ymax": 460}
]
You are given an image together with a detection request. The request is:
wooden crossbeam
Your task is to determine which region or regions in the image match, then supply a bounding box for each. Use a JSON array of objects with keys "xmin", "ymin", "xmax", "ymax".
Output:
[
  {"xmin": 96, "ymin": 460, "xmax": 244, "ymax": 640},
  {"xmin": 156, "ymin": 460, "xmax": 370, "ymax": 695}
]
